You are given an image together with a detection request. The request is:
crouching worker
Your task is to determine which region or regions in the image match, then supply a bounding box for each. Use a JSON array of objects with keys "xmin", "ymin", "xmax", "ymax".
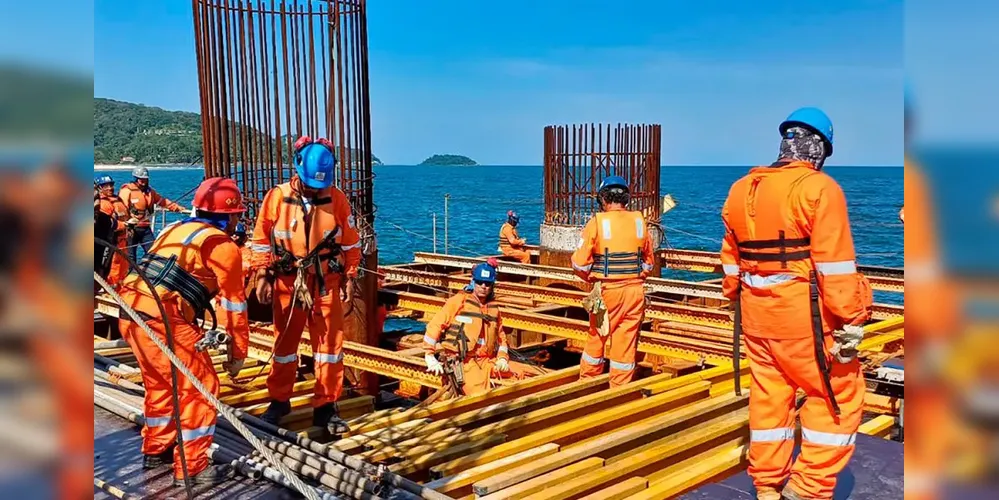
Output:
[
  {"xmin": 117, "ymin": 177, "xmax": 250, "ymax": 485},
  {"xmin": 423, "ymin": 260, "xmax": 511, "ymax": 396}
]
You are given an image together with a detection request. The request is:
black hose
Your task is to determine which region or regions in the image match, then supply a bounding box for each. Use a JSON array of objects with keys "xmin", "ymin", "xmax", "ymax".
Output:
[{"xmin": 94, "ymin": 237, "xmax": 195, "ymax": 498}]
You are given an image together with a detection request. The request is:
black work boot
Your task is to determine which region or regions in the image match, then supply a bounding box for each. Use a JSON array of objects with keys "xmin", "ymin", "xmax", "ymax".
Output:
[
  {"xmin": 260, "ymin": 400, "xmax": 292, "ymax": 426},
  {"xmin": 173, "ymin": 464, "xmax": 233, "ymax": 486},
  {"xmin": 142, "ymin": 447, "xmax": 174, "ymax": 469},
  {"xmin": 313, "ymin": 403, "xmax": 351, "ymax": 435}
]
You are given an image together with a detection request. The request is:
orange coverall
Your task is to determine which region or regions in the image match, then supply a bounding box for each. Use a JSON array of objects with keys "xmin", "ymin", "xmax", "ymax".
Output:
[
  {"xmin": 570, "ymin": 207, "xmax": 655, "ymax": 387},
  {"xmin": 498, "ymin": 222, "xmax": 530, "ymax": 263},
  {"xmin": 118, "ymin": 181, "xmax": 182, "ymax": 228},
  {"xmin": 423, "ymin": 291, "xmax": 510, "ymax": 395},
  {"xmin": 249, "ymin": 180, "xmax": 361, "ymax": 407},
  {"xmin": 720, "ymin": 160, "xmax": 873, "ymax": 499},
  {"xmin": 117, "ymin": 220, "xmax": 250, "ymax": 480},
  {"xmin": 903, "ymin": 158, "xmax": 957, "ymax": 500},
  {"xmin": 96, "ymin": 192, "xmax": 130, "ymax": 285}
]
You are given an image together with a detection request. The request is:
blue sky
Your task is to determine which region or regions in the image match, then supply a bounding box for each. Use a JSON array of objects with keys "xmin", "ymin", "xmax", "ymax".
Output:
[{"xmin": 93, "ymin": 0, "xmax": 903, "ymax": 165}]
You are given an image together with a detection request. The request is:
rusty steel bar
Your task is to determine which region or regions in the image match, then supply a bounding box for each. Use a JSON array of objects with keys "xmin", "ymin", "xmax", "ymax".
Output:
[{"xmin": 192, "ymin": 0, "xmax": 373, "ymax": 223}]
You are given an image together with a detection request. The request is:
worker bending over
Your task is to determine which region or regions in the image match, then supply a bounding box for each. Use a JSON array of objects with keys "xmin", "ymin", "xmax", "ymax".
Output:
[
  {"xmin": 250, "ymin": 136, "xmax": 362, "ymax": 435},
  {"xmin": 423, "ymin": 260, "xmax": 511, "ymax": 395},
  {"xmin": 118, "ymin": 177, "xmax": 250, "ymax": 485},
  {"xmin": 498, "ymin": 210, "xmax": 530, "ymax": 263},
  {"xmin": 571, "ymin": 176, "xmax": 655, "ymax": 387},
  {"xmin": 94, "ymin": 174, "xmax": 130, "ymax": 286},
  {"xmin": 119, "ymin": 166, "xmax": 187, "ymax": 261},
  {"xmin": 719, "ymin": 107, "xmax": 873, "ymax": 500}
]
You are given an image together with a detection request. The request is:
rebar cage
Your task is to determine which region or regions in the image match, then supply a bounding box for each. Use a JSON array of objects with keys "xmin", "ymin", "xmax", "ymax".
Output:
[
  {"xmin": 192, "ymin": 0, "xmax": 373, "ymax": 223},
  {"xmin": 543, "ymin": 123, "xmax": 662, "ymax": 228}
]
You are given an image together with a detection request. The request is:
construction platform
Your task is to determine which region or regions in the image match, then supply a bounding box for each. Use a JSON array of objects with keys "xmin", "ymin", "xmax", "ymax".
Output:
[{"xmin": 93, "ymin": 247, "xmax": 905, "ymax": 499}]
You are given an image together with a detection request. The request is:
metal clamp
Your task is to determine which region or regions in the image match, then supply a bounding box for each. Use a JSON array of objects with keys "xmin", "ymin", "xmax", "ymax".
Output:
[{"xmin": 195, "ymin": 329, "xmax": 229, "ymax": 352}]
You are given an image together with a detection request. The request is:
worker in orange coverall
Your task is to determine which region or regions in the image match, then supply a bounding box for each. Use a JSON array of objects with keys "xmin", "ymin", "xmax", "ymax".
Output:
[
  {"xmin": 423, "ymin": 259, "xmax": 511, "ymax": 395},
  {"xmin": 901, "ymin": 90, "xmax": 959, "ymax": 500},
  {"xmin": 94, "ymin": 174, "xmax": 131, "ymax": 285},
  {"xmin": 720, "ymin": 108, "xmax": 874, "ymax": 500},
  {"xmin": 570, "ymin": 175, "xmax": 655, "ymax": 388},
  {"xmin": 249, "ymin": 136, "xmax": 362, "ymax": 435},
  {"xmin": 118, "ymin": 166, "xmax": 187, "ymax": 261},
  {"xmin": 497, "ymin": 210, "xmax": 530, "ymax": 263},
  {"xmin": 118, "ymin": 177, "xmax": 250, "ymax": 485}
]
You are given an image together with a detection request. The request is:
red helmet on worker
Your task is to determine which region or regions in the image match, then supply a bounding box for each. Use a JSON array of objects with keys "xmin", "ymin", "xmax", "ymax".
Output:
[{"xmin": 193, "ymin": 177, "xmax": 245, "ymax": 214}]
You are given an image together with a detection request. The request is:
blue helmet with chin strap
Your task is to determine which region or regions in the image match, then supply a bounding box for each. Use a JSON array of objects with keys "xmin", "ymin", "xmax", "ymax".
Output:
[
  {"xmin": 94, "ymin": 174, "xmax": 114, "ymax": 187},
  {"xmin": 507, "ymin": 210, "xmax": 520, "ymax": 225},
  {"xmin": 472, "ymin": 262, "xmax": 497, "ymax": 283}
]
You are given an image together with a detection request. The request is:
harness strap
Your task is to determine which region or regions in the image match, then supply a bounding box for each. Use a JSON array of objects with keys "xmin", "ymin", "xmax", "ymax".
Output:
[
  {"xmin": 809, "ymin": 270, "xmax": 841, "ymax": 415},
  {"xmin": 133, "ymin": 253, "xmax": 215, "ymax": 316}
]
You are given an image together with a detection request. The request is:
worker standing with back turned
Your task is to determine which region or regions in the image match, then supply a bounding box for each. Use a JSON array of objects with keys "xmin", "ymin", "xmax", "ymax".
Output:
[
  {"xmin": 423, "ymin": 259, "xmax": 511, "ymax": 396},
  {"xmin": 119, "ymin": 166, "xmax": 187, "ymax": 261},
  {"xmin": 570, "ymin": 176, "xmax": 655, "ymax": 387},
  {"xmin": 497, "ymin": 210, "xmax": 530, "ymax": 263},
  {"xmin": 719, "ymin": 107, "xmax": 873, "ymax": 500},
  {"xmin": 118, "ymin": 177, "xmax": 250, "ymax": 485},
  {"xmin": 250, "ymin": 136, "xmax": 362, "ymax": 435}
]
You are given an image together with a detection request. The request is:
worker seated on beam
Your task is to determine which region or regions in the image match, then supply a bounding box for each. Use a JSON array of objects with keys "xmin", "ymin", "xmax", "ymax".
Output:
[
  {"xmin": 117, "ymin": 177, "xmax": 250, "ymax": 486},
  {"xmin": 423, "ymin": 258, "xmax": 511, "ymax": 396},
  {"xmin": 497, "ymin": 210, "xmax": 530, "ymax": 263},
  {"xmin": 570, "ymin": 175, "xmax": 656, "ymax": 388}
]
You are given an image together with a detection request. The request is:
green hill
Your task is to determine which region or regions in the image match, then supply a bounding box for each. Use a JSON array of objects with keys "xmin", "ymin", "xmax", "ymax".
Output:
[
  {"xmin": 418, "ymin": 154, "xmax": 477, "ymax": 166},
  {"xmin": 94, "ymin": 98, "xmax": 382, "ymax": 165}
]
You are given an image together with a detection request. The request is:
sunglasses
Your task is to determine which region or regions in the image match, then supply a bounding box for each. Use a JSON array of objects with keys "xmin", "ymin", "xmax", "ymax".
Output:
[{"xmin": 473, "ymin": 280, "xmax": 492, "ymax": 287}]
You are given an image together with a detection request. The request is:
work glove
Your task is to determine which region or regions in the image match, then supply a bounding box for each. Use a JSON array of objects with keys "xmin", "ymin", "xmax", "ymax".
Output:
[
  {"xmin": 425, "ymin": 353, "xmax": 444, "ymax": 375},
  {"xmin": 582, "ymin": 282, "xmax": 609, "ymax": 338},
  {"xmin": 495, "ymin": 358, "xmax": 510, "ymax": 373},
  {"xmin": 829, "ymin": 324, "xmax": 865, "ymax": 363},
  {"xmin": 125, "ymin": 217, "xmax": 140, "ymax": 226},
  {"xmin": 223, "ymin": 358, "xmax": 245, "ymax": 377}
]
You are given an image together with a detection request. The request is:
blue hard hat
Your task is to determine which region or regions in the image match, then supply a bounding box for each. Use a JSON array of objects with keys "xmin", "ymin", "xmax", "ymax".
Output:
[
  {"xmin": 294, "ymin": 142, "xmax": 337, "ymax": 189},
  {"xmin": 94, "ymin": 174, "xmax": 114, "ymax": 187},
  {"xmin": 471, "ymin": 262, "xmax": 497, "ymax": 284},
  {"xmin": 779, "ymin": 107, "xmax": 834, "ymax": 155},
  {"xmin": 507, "ymin": 210, "xmax": 520, "ymax": 224},
  {"xmin": 234, "ymin": 222, "xmax": 247, "ymax": 235},
  {"xmin": 598, "ymin": 175, "xmax": 629, "ymax": 192}
]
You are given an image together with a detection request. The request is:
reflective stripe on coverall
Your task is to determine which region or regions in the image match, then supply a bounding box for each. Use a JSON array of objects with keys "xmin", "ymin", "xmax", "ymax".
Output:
[
  {"xmin": 423, "ymin": 291, "xmax": 510, "ymax": 396},
  {"xmin": 570, "ymin": 208, "xmax": 655, "ymax": 387},
  {"xmin": 720, "ymin": 160, "xmax": 873, "ymax": 499},
  {"xmin": 97, "ymin": 193, "xmax": 130, "ymax": 285},
  {"xmin": 249, "ymin": 180, "xmax": 361, "ymax": 406},
  {"xmin": 497, "ymin": 222, "xmax": 530, "ymax": 263},
  {"xmin": 119, "ymin": 182, "xmax": 182, "ymax": 227},
  {"xmin": 117, "ymin": 220, "xmax": 250, "ymax": 480}
]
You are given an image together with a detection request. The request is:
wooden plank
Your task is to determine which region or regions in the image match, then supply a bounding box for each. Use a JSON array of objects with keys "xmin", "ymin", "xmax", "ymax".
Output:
[
  {"xmin": 577, "ymin": 477, "xmax": 648, "ymax": 500},
  {"xmin": 529, "ymin": 409, "xmax": 749, "ymax": 500},
  {"xmin": 632, "ymin": 443, "xmax": 748, "ymax": 499},
  {"xmin": 389, "ymin": 433, "xmax": 507, "ymax": 477},
  {"xmin": 859, "ymin": 414, "xmax": 896, "ymax": 439},
  {"xmin": 332, "ymin": 418, "xmax": 432, "ymax": 454},
  {"xmin": 472, "ymin": 391, "xmax": 745, "ymax": 496},
  {"xmin": 477, "ymin": 457, "xmax": 605, "ymax": 500},
  {"xmin": 347, "ymin": 367, "xmax": 581, "ymax": 435},
  {"xmin": 641, "ymin": 361, "xmax": 746, "ymax": 397},
  {"xmin": 423, "ymin": 444, "xmax": 560, "ymax": 496},
  {"xmin": 521, "ymin": 410, "xmax": 748, "ymax": 500},
  {"xmin": 429, "ymin": 379, "xmax": 713, "ymax": 479},
  {"xmin": 359, "ymin": 427, "xmax": 465, "ymax": 462},
  {"xmin": 221, "ymin": 380, "xmax": 314, "ymax": 406}
]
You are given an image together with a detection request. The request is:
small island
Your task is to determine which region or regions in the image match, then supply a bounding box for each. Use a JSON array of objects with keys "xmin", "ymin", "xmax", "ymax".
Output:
[{"xmin": 418, "ymin": 154, "xmax": 477, "ymax": 166}]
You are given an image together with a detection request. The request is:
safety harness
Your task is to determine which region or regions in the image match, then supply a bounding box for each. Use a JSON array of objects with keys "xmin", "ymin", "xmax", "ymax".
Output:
[
  {"xmin": 132, "ymin": 253, "xmax": 219, "ymax": 327},
  {"xmin": 268, "ymin": 194, "xmax": 345, "ymax": 301},
  {"xmin": 593, "ymin": 248, "xmax": 644, "ymax": 277},
  {"xmin": 730, "ymin": 230, "xmax": 841, "ymax": 415},
  {"xmin": 436, "ymin": 296, "xmax": 500, "ymax": 398}
]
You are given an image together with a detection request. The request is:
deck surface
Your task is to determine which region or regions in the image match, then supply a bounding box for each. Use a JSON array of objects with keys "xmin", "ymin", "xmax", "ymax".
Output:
[
  {"xmin": 94, "ymin": 407, "xmax": 292, "ymax": 499},
  {"xmin": 678, "ymin": 433, "xmax": 903, "ymax": 500}
]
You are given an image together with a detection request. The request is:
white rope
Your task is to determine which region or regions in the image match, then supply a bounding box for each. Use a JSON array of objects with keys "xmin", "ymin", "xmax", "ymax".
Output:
[{"xmin": 93, "ymin": 271, "xmax": 324, "ymax": 500}]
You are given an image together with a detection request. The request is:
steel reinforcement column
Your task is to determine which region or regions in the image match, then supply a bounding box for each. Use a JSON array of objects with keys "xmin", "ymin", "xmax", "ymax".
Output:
[
  {"xmin": 540, "ymin": 123, "xmax": 663, "ymax": 288},
  {"xmin": 191, "ymin": 0, "xmax": 379, "ymax": 395}
]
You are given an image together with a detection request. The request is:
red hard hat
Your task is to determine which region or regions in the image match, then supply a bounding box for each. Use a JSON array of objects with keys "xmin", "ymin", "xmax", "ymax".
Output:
[{"xmin": 193, "ymin": 177, "xmax": 244, "ymax": 214}]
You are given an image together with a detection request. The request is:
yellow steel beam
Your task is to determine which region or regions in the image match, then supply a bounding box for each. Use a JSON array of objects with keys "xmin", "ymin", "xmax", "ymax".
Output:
[
  {"xmin": 94, "ymin": 294, "xmax": 442, "ymax": 389},
  {"xmin": 387, "ymin": 290, "xmax": 731, "ymax": 364},
  {"xmin": 402, "ymin": 253, "xmax": 903, "ymax": 321}
]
